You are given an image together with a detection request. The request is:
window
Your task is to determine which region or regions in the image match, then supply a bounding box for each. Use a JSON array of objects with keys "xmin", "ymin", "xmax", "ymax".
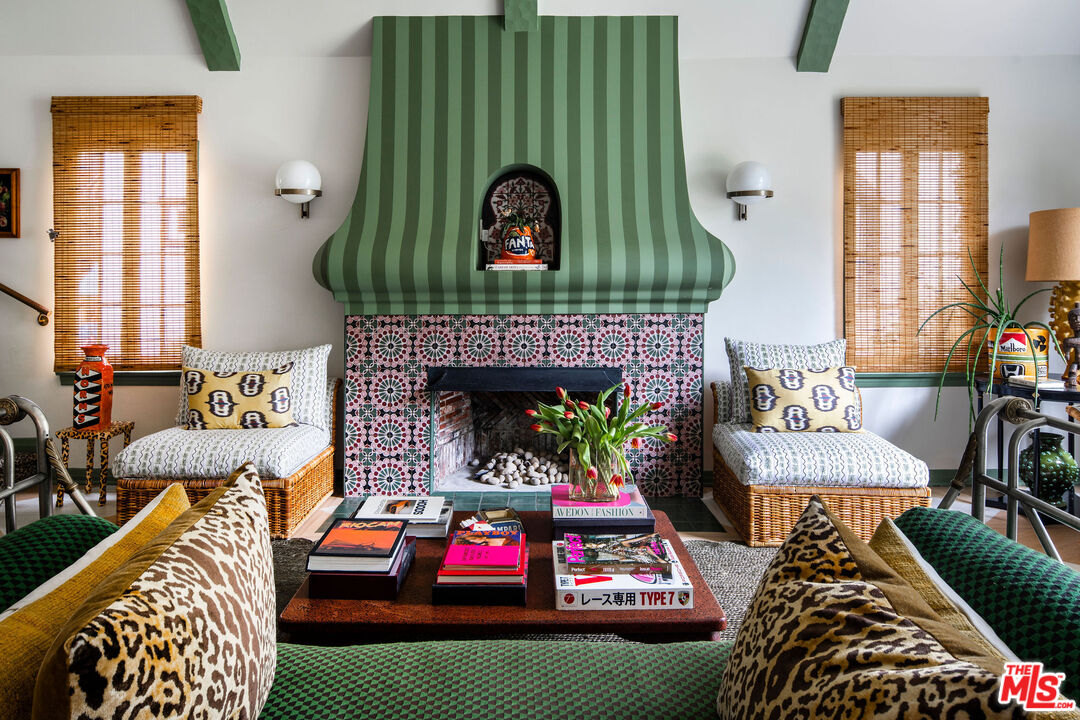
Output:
[
  {"xmin": 51, "ymin": 96, "xmax": 202, "ymax": 372},
  {"xmin": 842, "ymin": 97, "xmax": 988, "ymax": 373}
]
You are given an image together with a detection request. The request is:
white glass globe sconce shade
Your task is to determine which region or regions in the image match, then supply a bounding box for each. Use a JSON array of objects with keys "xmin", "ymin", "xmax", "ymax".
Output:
[
  {"xmin": 725, "ymin": 161, "xmax": 774, "ymax": 221},
  {"xmin": 275, "ymin": 160, "xmax": 323, "ymax": 219}
]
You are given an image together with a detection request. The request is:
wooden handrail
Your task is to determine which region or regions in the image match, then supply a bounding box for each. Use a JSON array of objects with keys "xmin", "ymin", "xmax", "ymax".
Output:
[{"xmin": 0, "ymin": 282, "xmax": 50, "ymax": 325}]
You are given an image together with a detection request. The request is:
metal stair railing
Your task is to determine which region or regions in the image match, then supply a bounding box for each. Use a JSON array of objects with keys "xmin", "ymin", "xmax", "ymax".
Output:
[{"xmin": 0, "ymin": 396, "xmax": 95, "ymax": 532}]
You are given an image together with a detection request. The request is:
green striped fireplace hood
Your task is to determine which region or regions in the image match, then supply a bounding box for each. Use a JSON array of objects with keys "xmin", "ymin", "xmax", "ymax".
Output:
[{"xmin": 314, "ymin": 15, "xmax": 734, "ymax": 315}]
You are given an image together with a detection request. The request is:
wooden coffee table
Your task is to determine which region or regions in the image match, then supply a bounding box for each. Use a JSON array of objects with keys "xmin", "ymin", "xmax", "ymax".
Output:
[{"xmin": 280, "ymin": 510, "xmax": 726, "ymax": 643}]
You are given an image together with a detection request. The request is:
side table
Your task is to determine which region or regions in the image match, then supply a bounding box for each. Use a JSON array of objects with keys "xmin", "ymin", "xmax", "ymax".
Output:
[
  {"xmin": 974, "ymin": 378, "xmax": 1079, "ymax": 520},
  {"xmin": 54, "ymin": 421, "xmax": 134, "ymax": 507}
]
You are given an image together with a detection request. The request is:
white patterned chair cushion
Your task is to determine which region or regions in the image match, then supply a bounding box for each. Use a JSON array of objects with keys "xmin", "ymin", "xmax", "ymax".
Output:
[
  {"xmin": 114, "ymin": 424, "xmax": 329, "ymax": 479},
  {"xmin": 175, "ymin": 344, "xmax": 331, "ymax": 430},
  {"xmin": 712, "ymin": 422, "xmax": 929, "ymax": 488},
  {"xmin": 725, "ymin": 338, "xmax": 847, "ymax": 424}
]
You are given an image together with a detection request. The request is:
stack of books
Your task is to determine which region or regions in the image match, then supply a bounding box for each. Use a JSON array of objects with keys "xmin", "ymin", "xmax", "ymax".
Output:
[
  {"xmin": 432, "ymin": 528, "xmax": 529, "ymax": 606},
  {"xmin": 306, "ymin": 518, "xmax": 416, "ymax": 600},
  {"xmin": 352, "ymin": 494, "xmax": 454, "ymax": 538},
  {"xmin": 552, "ymin": 532, "xmax": 693, "ymax": 610},
  {"xmin": 550, "ymin": 484, "xmax": 655, "ymax": 539}
]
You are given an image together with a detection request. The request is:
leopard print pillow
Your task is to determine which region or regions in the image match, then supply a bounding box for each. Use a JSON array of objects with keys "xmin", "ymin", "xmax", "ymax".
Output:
[
  {"xmin": 34, "ymin": 463, "xmax": 276, "ymax": 720},
  {"xmin": 717, "ymin": 497, "xmax": 1025, "ymax": 719}
]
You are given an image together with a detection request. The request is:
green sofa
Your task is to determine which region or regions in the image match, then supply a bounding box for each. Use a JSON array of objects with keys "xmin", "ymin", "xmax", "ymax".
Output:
[{"xmin": 1, "ymin": 506, "xmax": 1077, "ymax": 719}]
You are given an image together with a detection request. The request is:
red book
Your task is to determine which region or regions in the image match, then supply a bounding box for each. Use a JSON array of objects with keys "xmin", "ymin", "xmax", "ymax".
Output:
[{"xmin": 440, "ymin": 529, "xmax": 524, "ymax": 570}]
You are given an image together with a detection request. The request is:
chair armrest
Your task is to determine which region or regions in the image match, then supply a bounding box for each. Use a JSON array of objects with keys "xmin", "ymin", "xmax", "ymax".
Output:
[
  {"xmin": 711, "ymin": 381, "xmax": 732, "ymax": 424},
  {"xmin": 327, "ymin": 378, "xmax": 342, "ymax": 447}
]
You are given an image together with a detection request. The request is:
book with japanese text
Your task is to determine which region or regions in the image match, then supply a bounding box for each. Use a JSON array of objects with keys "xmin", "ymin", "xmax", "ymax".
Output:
[{"xmin": 552, "ymin": 539, "xmax": 693, "ymax": 610}]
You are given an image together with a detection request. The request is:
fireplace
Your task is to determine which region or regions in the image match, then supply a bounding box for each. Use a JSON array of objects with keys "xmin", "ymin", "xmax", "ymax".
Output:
[
  {"xmin": 343, "ymin": 314, "xmax": 704, "ymax": 497},
  {"xmin": 318, "ymin": 16, "xmax": 733, "ymax": 497}
]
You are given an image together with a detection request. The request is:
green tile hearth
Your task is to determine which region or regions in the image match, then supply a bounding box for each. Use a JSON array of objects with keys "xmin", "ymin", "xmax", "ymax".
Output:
[{"xmin": 324, "ymin": 492, "xmax": 723, "ymax": 534}]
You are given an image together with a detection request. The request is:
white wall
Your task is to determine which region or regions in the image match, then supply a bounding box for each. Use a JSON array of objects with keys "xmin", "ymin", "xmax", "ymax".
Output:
[
  {"xmin": 2, "ymin": 50, "xmax": 1079, "ymax": 475},
  {"xmin": 0, "ymin": 55, "xmax": 365, "ymax": 436},
  {"xmin": 683, "ymin": 55, "xmax": 1080, "ymax": 470}
]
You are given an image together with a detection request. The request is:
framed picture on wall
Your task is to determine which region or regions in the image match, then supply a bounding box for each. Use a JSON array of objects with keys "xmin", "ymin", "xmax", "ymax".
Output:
[{"xmin": 0, "ymin": 169, "xmax": 19, "ymax": 238}]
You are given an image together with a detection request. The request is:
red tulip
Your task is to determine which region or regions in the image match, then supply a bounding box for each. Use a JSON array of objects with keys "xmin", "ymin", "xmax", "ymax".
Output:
[
  {"xmin": 631, "ymin": 437, "xmax": 642, "ymax": 449},
  {"xmin": 611, "ymin": 474, "xmax": 624, "ymax": 487},
  {"xmin": 586, "ymin": 466, "xmax": 598, "ymax": 480},
  {"xmin": 666, "ymin": 433, "xmax": 678, "ymax": 442},
  {"xmin": 604, "ymin": 406, "xmax": 611, "ymax": 418},
  {"xmin": 624, "ymin": 383, "xmax": 631, "ymax": 397},
  {"xmin": 556, "ymin": 387, "xmax": 567, "ymax": 399},
  {"xmin": 564, "ymin": 411, "xmax": 575, "ymax": 419},
  {"xmin": 578, "ymin": 401, "xmax": 590, "ymax": 410},
  {"xmin": 525, "ymin": 409, "xmax": 537, "ymax": 416},
  {"xmin": 530, "ymin": 424, "xmax": 543, "ymax": 431},
  {"xmin": 650, "ymin": 401, "xmax": 663, "ymax": 410}
]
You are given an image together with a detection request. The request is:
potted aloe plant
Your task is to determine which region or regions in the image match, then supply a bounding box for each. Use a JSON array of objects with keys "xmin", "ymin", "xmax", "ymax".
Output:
[
  {"xmin": 919, "ymin": 243, "xmax": 1062, "ymax": 423},
  {"xmin": 527, "ymin": 384, "xmax": 676, "ymax": 502}
]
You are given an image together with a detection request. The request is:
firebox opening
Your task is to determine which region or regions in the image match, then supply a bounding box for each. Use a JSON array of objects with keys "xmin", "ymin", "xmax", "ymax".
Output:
[{"xmin": 428, "ymin": 366, "xmax": 623, "ymax": 493}]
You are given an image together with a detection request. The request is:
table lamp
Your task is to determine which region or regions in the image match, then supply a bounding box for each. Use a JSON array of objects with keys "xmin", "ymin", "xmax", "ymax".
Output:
[{"xmin": 1025, "ymin": 207, "xmax": 1080, "ymax": 382}]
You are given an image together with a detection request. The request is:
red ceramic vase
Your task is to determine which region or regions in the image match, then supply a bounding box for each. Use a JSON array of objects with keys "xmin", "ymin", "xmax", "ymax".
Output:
[{"xmin": 73, "ymin": 344, "xmax": 113, "ymax": 430}]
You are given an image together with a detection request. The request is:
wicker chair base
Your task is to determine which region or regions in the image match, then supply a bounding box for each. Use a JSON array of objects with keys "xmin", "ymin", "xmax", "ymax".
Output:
[
  {"xmin": 117, "ymin": 447, "xmax": 334, "ymax": 538},
  {"xmin": 711, "ymin": 446, "xmax": 931, "ymax": 547}
]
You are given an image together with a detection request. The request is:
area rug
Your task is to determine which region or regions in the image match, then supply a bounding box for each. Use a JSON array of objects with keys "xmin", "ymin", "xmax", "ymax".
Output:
[{"xmin": 271, "ymin": 538, "xmax": 776, "ymax": 644}]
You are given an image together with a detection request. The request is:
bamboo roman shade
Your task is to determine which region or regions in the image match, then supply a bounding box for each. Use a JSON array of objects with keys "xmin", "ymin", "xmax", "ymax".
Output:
[
  {"xmin": 842, "ymin": 97, "xmax": 988, "ymax": 373},
  {"xmin": 52, "ymin": 96, "xmax": 202, "ymax": 372}
]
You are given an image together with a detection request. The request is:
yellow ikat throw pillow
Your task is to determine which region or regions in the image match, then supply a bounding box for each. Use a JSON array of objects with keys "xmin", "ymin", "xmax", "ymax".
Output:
[
  {"xmin": 183, "ymin": 364, "xmax": 296, "ymax": 429},
  {"xmin": 743, "ymin": 366, "xmax": 862, "ymax": 432}
]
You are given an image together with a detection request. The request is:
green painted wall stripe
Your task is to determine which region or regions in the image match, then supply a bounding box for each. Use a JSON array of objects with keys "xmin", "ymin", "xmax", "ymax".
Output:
[
  {"xmin": 315, "ymin": 16, "xmax": 732, "ymax": 315},
  {"xmin": 796, "ymin": 0, "xmax": 850, "ymax": 73},
  {"xmin": 184, "ymin": 0, "xmax": 241, "ymax": 71}
]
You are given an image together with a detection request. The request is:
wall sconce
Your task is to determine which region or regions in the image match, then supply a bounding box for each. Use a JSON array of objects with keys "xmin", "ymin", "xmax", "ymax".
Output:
[
  {"xmin": 726, "ymin": 161, "xmax": 774, "ymax": 221},
  {"xmin": 275, "ymin": 160, "xmax": 322, "ymax": 219}
]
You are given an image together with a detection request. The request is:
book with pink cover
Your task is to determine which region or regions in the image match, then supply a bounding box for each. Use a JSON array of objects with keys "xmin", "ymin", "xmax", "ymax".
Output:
[
  {"xmin": 441, "ymin": 529, "xmax": 525, "ymax": 570},
  {"xmin": 550, "ymin": 485, "xmax": 650, "ymax": 519}
]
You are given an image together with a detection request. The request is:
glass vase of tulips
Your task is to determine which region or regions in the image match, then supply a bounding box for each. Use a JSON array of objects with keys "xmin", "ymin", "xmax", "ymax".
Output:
[{"xmin": 527, "ymin": 383, "xmax": 677, "ymax": 503}]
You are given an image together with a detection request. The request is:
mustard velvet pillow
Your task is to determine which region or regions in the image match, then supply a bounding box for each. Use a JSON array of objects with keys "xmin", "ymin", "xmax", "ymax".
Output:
[
  {"xmin": 743, "ymin": 366, "xmax": 862, "ymax": 432},
  {"xmin": 183, "ymin": 364, "xmax": 296, "ymax": 429},
  {"xmin": 0, "ymin": 485, "xmax": 190, "ymax": 720}
]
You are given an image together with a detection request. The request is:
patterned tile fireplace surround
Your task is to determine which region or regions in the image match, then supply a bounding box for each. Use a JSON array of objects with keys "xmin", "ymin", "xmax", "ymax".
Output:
[{"xmin": 344, "ymin": 314, "xmax": 705, "ymax": 498}]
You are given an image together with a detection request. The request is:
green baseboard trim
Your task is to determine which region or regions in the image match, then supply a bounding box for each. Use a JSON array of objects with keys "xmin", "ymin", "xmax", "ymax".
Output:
[
  {"xmin": 929, "ymin": 468, "xmax": 1003, "ymax": 486},
  {"xmin": 58, "ymin": 371, "xmax": 180, "ymax": 386},
  {"xmin": 857, "ymin": 372, "xmax": 969, "ymax": 388}
]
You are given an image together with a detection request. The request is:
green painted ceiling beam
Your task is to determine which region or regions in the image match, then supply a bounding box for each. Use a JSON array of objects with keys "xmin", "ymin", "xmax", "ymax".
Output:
[
  {"xmin": 185, "ymin": 0, "xmax": 241, "ymax": 71},
  {"xmin": 796, "ymin": 0, "xmax": 849, "ymax": 72},
  {"xmin": 504, "ymin": 0, "xmax": 538, "ymax": 32}
]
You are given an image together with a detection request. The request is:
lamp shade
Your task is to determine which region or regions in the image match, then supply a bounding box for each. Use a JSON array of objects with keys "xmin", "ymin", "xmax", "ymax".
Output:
[
  {"xmin": 726, "ymin": 161, "xmax": 774, "ymax": 205},
  {"xmin": 1026, "ymin": 208, "xmax": 1080, "ymax": 281},
  {"xmin": 275, "ymin": 160, "xmax": 322, "ymax": 205}
]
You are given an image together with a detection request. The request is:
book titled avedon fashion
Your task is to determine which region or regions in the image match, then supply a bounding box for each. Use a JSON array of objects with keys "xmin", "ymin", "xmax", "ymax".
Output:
[
  {"xmin": 355, "ymin": 495, "xmax": 447, "ymax": 522},
  {"xmin": 307, "ymin": 519, "xmax": 407, "ymax": 573},
  {"xmin": 550, "ymin": 485, "xmax": 650, "ymax": 519}
]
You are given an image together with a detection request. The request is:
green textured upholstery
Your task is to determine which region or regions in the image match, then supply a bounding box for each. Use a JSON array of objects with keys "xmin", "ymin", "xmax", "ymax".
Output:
[
  {"xmin": 263, "ymin": 640, "xmax": 732, "ymax": 720},
  {"xmin": 0, "ymin": 514, "xmax": 118, "ymax": 613},
  {"xmin": 895, "ymin": 506, "xmax": 1080, "ymax": 701}
]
